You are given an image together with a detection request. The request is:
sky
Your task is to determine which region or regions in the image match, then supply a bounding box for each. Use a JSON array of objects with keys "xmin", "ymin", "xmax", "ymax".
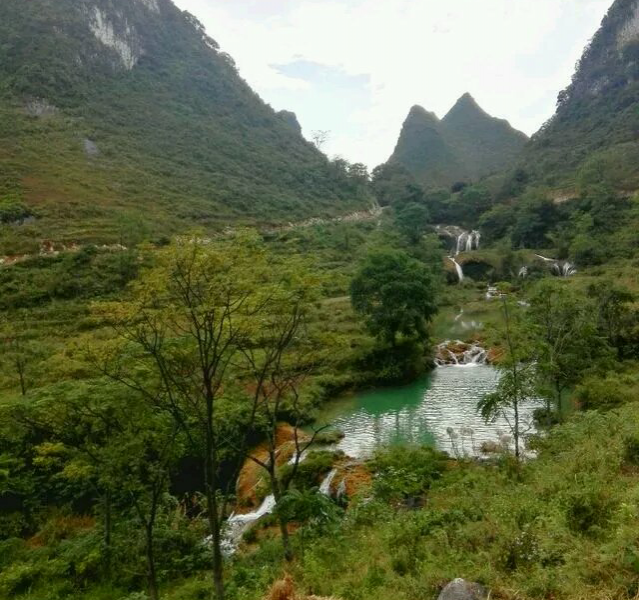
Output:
[{"xmin": 173, "ymin": 0, "xmax": 614, "ymax": 168}]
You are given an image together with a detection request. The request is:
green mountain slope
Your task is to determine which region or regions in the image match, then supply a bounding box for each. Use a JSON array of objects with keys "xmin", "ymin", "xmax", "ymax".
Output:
[
  {"xmin": 387, "ymin": 94, "xmax": 528, "ymax": 189},
  {"xmin": 0, "ymin": 0, "xmax": 369, "ymax": 250},
  {"xmin": 524, "ymin": 0, "xmax": 639, "ymax": 191}
]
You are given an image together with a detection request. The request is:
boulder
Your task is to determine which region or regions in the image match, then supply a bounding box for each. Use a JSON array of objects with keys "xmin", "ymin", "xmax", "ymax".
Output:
[{"xmin": 437, "ymin": 579, "xmax": 488, "ymax": 600}]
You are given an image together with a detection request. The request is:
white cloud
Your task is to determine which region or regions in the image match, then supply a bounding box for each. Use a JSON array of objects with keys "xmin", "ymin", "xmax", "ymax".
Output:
[{"xmin": 174, "ymin": 0, "xmax": 613, "ymax": 167}]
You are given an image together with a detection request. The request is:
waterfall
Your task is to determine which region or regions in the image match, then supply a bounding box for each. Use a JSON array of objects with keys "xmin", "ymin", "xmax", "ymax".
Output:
[
  {"xmin": 534, "ymin": 255, "xmax": 577, "ymax": 277},
  {"xmin": 319, "ymin": 468, "xmax": 338, "ymax": 496},
  {"xmin": 448, "ymin": 257, "xmax": 464, "ymax": 282},
  {"xmin": 554, "ymin": 261, "xmax": 577, "ymax": 277},
  {"xmin": 221, "ymin": 494, "xmax": 277, "ymax": 555},
  {"xmin": 486, "ymin": 286, "xmax": 503, "ymax": 300},
  {"xmin": 220, "ymin": 463, "xmax": 337, "ymax": 555},
  {"xmin": 456, "ymin": 230, "xmax": 481, "ymax": 256},
  {"xmin": 435, "ymin": 340, "xmax": 488, "ymax": 367}
]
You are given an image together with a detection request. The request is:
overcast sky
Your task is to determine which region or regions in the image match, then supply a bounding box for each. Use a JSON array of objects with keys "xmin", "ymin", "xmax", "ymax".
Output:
[{"xmin": 173, "ymin": 0, "xmax": 613, "ymax": 168}]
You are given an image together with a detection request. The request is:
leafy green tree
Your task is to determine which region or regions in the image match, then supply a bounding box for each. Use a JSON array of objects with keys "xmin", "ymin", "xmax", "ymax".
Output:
[
  {"xmin": 240, "ymin": 257, "xmax": 332, "ymax": 561},
  {"xmin": 350, "ymin": 249, "xmax": 438, "ymax": 345},
  {"xmin": 587, "ymin": 280, "xmax": 639, "ymax": 360},
  {"xmin": 527, "ymin": 281, "xmax": 611, "ymax": 423},
  {"xmin": 394, "ymin": 202, "xmax": 430, "ymax": 244},
  {"xmin": 94, "ymin": 231, "xmax": 273, "ymax": 600},
  {"xmin": 478, "ymin": 204, "xmax": 516, "ymax": 243},
  {"xmin": 371, "ymin": 445, "xmax": 447, "ymax": 503},
  {"xmin": 479, "ymin": 298, "xmax": 539, "ymax": 460},
  {"xmin": 459, "ymin": 185, "xmax": 492, "ymax": 222},
  {"xmin": 371, "ymin": 163, "xmax": 421, "ymax": 207},
  {"xmin": 11, "ymin": 380, "xmax": 183, "ymax": 600},
  {"xmin": 511, "ymin": 191, "xmax": 558, "ymax": 248},
  {"xmin": 276, "ymin": 488, "xmax": 340, "ymax": 558}
]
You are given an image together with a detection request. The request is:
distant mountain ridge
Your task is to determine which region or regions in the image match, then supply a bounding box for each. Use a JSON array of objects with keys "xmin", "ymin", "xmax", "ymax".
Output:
[
  {"xmin": 387, "ymin": 94, "xmax": 528, "ymax": 189},
  {"xmin": 0, "ymin": 0, "xmax": 369, "ymax": 250}
]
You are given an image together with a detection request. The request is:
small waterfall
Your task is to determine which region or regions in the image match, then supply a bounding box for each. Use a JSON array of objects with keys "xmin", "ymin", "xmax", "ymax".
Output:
[
  {"xmin": 221, "ymin": 494, "xmax": 277, "ymax": 555},
  {"xmin": 319, "ymin": 468, "xmax": 338, "ymax": 496},
  {"xmin": 455, "ymin": 230, "xmax": 481, "ymax": 256},
  {"xmin": 448, "ymin": 257, "xmax": 464, "ymax": 282},
  {"xmin": 553, "ymin": 261, "xmax": 577, "ymax": 277},
  {"xmin": 534, "ymin": 255, "xmax": 577, "ymax": 278},
  {"xmin": 435, "ymin": 340, "xmax": 488, "ymax": 367},
  {"xmin": 486, "ymin": 286, "xmax": 503, "ymax": 300},
  {"xmin": 221, "ymin": 462, "xmax": 338, "ymax": 555}
]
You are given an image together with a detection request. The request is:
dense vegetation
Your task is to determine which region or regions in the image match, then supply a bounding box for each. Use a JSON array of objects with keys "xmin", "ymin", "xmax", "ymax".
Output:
[
  {"xmin": 521, "ymin": 0, "xmax": 639, "ymax": 191},
  {"xmin": 0, "ymin": 0, "xmax": 371, "ymax": 249},
  {"xmin": 6, "ymin": 0, "xmax": 639, "ymax": 599}
]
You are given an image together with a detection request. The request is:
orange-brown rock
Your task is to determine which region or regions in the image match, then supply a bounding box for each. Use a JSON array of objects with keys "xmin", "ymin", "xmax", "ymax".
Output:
[
  {"xmin": 265, "ymin": 575, "xmax": 339, "ymax": 600},
  {"xmin": 333, "ymin": 460, "xmax": 372, "ymax": 499},
  {"xmin": 487, "ymin": 346, "xmax": 505, "ymax": 364},
  {"xmin": 236, "ymin": 424, "xmax": 310, "ymax": 511}
]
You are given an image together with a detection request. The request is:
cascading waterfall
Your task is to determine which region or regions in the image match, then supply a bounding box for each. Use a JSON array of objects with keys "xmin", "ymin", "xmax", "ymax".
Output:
[
  {"xmin": 448, "ymin": 257, "xmax": 465, "ymax": 282},
  {"xmin": 221, "ymin": 494, "xmax": 277, "ymax": 555},
  {"xmin": 455, "ymin": 230, "xmax": 481, "ymax": 256},
  {"xmin": 435, "ymin": 340, "xmax": 488, "ymax": 367},
  {"xmin": 534, "ymin": 254, "xmax": 577, "ymax": 277},
  {"xmin": 440, "ymin": 228, "xmax": 481, "ymax": 283},
  {"xmin": 221, "ymin": 460, "xmax": 338, "ymax": 555},
  {"xmin": 319, "ymin": 468, "xmax": 338, "ymax": 495}
]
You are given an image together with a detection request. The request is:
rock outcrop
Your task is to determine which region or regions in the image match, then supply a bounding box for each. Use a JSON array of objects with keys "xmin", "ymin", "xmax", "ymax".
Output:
[{"xmin": 437, "ymin": 579, "xmax": 488, "ymax": 600}]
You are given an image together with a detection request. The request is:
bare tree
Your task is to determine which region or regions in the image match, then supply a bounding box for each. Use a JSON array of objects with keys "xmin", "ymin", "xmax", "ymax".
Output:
[
  {"xmin": 239, "ymin": 280, "xmax": 329, "ymax": 560},
  {"xmin": 311, "ymin": 130, "xmax": 330, "ymax": 152},
  {"xmin": 93, "ymin": 233, "xmax": 271, "ymax": 600}
]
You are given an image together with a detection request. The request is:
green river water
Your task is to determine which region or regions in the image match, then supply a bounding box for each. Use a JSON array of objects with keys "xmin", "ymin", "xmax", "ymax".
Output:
[{"xmin": 316, "ymin": 365, "xmax": 537, "ymax": 459}]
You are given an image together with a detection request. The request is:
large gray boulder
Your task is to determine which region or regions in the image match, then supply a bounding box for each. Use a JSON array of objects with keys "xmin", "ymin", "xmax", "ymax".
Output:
[{"xmin": 437, "ymin": 579, "xmax": 488, "ymax": 600}]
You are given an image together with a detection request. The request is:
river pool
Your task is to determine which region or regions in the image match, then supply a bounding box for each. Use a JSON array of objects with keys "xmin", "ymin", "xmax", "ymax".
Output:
[{"xmin": 315, "ymin": 365, "xmax": 538, "ymax": 459}]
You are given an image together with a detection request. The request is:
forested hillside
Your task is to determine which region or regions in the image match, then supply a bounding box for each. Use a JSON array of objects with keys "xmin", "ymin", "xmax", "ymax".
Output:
[
  {"xmin": 523, "ymin": 0, "xmax": 639, "ymax": 192},
  {"xmin": 0, "ymin": 0, "xmax": 370, "ymax": 250}
]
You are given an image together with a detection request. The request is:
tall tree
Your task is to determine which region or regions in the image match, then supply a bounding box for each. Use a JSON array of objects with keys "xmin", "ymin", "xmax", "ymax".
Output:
[
  {"xmin": 94, "ymin": 231, "xmax": 271, "ymax": 600},
  {"xmin": 527, "ymin": 281, "xmax": 610, "ymax": 422},
  {"xmin": 239, "ymin": 258, "xmax": 331, "ymax": 560},
  {"xmin": 350, "ymin": 249, "xmax": 438, "ymax": 345},
  {"xmin": 478, "ymin": 298, "xmax": 538, "ymax": 460}
]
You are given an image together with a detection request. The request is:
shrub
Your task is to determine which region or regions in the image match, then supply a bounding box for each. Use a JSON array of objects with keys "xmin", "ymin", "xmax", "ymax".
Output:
[
  {"xmin": 565, "ymin": 486, "xmax": 616, "ymax": 536},
  {"xmin": 371, "ymin": 445, "xmax": 448, "ymax": 503},
  {"xmin": 278, "ymin": 451, "xmax": 335, "ymax": 491}
]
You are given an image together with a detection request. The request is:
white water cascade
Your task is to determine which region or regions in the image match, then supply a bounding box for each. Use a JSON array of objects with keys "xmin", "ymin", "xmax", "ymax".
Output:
[
  {"xmin": 534, "ymin": 255, "xmax": 577, "ymax": 277},
  {"xmin": 448, "ymin": 257, "xmax": 465, "ymax": 282},
  {"xmin": 435, "ymin": 340, "xmax": 488, "ymax": 367},
  {"xmin": 319, "ymin": 468, "xmax": 338, "ymax": 495},
  {"xmin": 437, "ymin": 226, "xmax": 482, "ymax": 284},
  {"xmin": 455, "ymin": 230, "xmax": 481, "ymax": 256},
  {"xmin": 220, "ymin": 464, "xmax": 338, "ymax": 555},
  {"xmin": 221, "ymin": 494, "xmax": 277, "ymax": 555}
]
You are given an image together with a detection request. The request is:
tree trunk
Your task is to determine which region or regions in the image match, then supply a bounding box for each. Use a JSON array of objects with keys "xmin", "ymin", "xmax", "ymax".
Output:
[
  {"xmin": 513, "ymin": 398, "xmax": 520, "ymax": 460},
  {"xmin": 204, "ymin": 391, "xmax": 225, "ymax": 600},
  {"xmin": 17, "ymin": 363, "xmax": 26, "ymax": 396},
  {"xmin": 103, "ymin": 491, "xmax": 112, "ymax": 578},
  {"xmin": 555, "ymin": 381, "xmax": 563, "ymax": 423},
  {"xmin": 145, "ymin": 523, "xmax": 160, "ymax": 600},
  {"xmin": 272, "ymin": 478, "xmax": 292, "ymax": 561},
  {"xmin": 206, "ymin": 486, "xmax": 225, "ymax": 600}
]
